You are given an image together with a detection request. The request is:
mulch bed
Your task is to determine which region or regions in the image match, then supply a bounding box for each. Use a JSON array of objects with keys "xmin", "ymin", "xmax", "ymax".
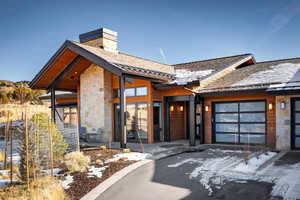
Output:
[{"xmin": 64, "ymin": 149, "xmax": 136, "ymax": 200}]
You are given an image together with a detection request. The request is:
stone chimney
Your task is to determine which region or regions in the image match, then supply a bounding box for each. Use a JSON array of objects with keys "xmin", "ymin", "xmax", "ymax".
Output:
[{"xmin": 79, "ymin": 28, "xmax": 118, "ymax": 53}]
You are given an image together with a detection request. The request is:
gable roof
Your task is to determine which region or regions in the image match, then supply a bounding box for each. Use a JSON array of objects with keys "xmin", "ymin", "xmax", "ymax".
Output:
[
  {"xmin": 173, "ymin": 54, "xmax": 254, "ymax": 81},
  {"xmin": 30, "ymin": 40, "xmax": 174, "ymax": 90},
  {"xmin": 197, "ymin": 57, "xmax": 300, "ymax": 94}
]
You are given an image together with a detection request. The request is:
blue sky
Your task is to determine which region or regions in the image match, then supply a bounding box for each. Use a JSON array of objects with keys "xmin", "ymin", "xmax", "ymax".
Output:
[{"xmin": 0, "ymin": 0, "xmax": 300, "ymax": 82}]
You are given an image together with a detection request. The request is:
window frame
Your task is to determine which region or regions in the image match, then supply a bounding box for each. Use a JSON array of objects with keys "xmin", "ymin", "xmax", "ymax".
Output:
[{"xmin": 212, "ymin": 100, "xmax": 267, "ymax": 145}]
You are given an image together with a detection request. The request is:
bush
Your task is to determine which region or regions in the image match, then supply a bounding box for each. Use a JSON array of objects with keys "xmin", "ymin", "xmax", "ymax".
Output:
[
  {"xmin": 64, "ymin": 151, "xmax": 90, "ymax": 173},
  {"xmin": 0, "ymin": 176, "xmax": 68, "ymax": 200},
  {"xmin": 0, "ymin": 152, "xmax": 4, "ymax": 163},
  {"xmin": 32, "ymin": 112, "xmax": 68, "ymax": 164}
]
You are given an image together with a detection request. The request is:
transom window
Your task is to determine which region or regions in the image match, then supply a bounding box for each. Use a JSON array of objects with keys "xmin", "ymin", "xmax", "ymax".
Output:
[
  {"xmin": 213, "ymin": 101, "xmax": 266, "ymax": 144},
  {"xmin": 114, "ymin": 86, "xmax": 148, "ymax": 98}
]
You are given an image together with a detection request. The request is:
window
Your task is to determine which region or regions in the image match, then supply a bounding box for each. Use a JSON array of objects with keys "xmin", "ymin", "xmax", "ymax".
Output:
[
  {"xmin": 213, "ymin": 101, "xmax": 266, "ymax": 144},
  {"xmin": 114, "ymin": 86, "xmax": 148, "ymax": 98},
  {"xmin": 136, "ymin": 87, "xmax": 147, "ymax": 96},
  {"xmin": 125, "ymin": 88, "xmax": 135, "ymax": 97},
  {"xmin": 63, "ymin": 107, "xmax": 77, "ymax": 128},
  {"xmin": 114, "ymin": 103, "xmax": 148, "ymax": 142}
]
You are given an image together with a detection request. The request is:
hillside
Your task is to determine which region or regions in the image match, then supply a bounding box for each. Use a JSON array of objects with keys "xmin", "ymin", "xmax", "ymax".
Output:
[{"xmin": 0, "ymin": 80, "xmax": 45, "ymax": 104}]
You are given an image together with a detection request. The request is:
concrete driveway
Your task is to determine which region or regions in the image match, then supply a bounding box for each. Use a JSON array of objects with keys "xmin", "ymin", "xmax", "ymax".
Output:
[{"xmin": 96, "ymin": 148, "xmax": 283, "ymax": 200}]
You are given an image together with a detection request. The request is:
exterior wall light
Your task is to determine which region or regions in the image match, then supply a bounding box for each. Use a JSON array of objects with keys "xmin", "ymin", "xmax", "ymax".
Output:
[
  {"xmin": 179, "ymin": 106, "xmax": 184, "ymax": 112},
  {"xmin": 280, "ymin": 101, "xmax": 286, "ymax": 110},
  {"xmin": 205, "ymin": 105, "xmax": 209, "ymax": 112},
  {"xmin": 170, "ymin": 105, "xmax": 174, "ymax": 112},
  {"xmin": 268, "ymin": 103, "xmax": 273, "ymax": 110}
]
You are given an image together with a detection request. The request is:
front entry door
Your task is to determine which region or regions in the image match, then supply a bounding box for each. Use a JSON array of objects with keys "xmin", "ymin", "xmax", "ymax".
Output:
[{"xmin": 291, "ymin": 98, "xmax": 300, "ymax": 149}]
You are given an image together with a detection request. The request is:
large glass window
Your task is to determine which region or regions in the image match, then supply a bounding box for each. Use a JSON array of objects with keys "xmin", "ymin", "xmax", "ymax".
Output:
[
  {"xmin": 214, "ymin": 101, "xmax": 266, "ymax": 144},
  {"xmin": 115, "ymin": 103, "xmax": 148, "ymax": 143}
]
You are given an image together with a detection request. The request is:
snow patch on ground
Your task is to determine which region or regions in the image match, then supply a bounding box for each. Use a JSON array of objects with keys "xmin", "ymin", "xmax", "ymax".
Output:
[
  {"xmin": 105, "ymin": 152, "xmax": 149, "ymax": 163},
  {"xmin": 171, "ymin": 69, "xmax": 214, "ymax": 85},
  {"xmin": 168, "ymin": 158, "xmax": 202, "ymax": 168},
  {"xmin": 87, "ymin": 166, "xmax": 108, "ymax": 178},
  {"xmin": 168, "ymin": 149, "xmax": 279, "ymax": 197},
  {"xmin": 0, "ymin": 179, "xmax": 15, "ymax": 188},
  {"xmin": 233, "ymin": 152, "xmax": 277, "ymax": 174},
  {"xmin": 60, "ymin": 175, "xmax": 73, "ymax": 189}
]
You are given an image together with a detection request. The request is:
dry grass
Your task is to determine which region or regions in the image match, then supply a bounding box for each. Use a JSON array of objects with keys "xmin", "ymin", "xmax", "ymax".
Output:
[
  {"xmin": 0, "ymin": 152, "xmax": 4, "ymax": 163},
  {"xmin": 64, "ymin": 151, "xmax": 90, "ymax": 173},
  {"xmin": 0, "ymin": 176, "xmax": 68, "ymax": 200}
]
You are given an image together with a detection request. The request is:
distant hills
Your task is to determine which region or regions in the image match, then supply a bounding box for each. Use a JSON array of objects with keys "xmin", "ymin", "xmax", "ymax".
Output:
[{"xmin": 0, "ymin": 80, "xmax": 45, "ymax": 104}]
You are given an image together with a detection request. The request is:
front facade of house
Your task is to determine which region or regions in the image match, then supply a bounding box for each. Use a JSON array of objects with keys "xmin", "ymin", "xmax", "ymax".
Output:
[{"xmin": 31, "ymin": 28, "xmax": 300, "ymax": 150}]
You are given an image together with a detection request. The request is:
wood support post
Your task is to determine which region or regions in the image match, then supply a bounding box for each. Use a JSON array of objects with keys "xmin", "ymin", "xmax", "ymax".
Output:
[{"xmin": 119, "ymin": 75, "xmax": 127, "ymax": 148}]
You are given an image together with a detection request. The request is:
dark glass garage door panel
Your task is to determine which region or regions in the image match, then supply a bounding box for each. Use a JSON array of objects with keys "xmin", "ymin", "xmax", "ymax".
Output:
[
  {"xmin": 215, "ymin": 113, "xmax": 238, "ymax": 122},
  {"xmin": 240, "ymin": 102, "xmax": 265, "ymax": 112},
  {"xmin": 215, "ymin": 103, "xmax": 238, "ymax": 112},
  {"xmin": 213, "ymin": 101, "xmax": 266, "ymax": 145},
  {"xmin": 240, "ymin": 135, "xmax": 265, "ymax": 144},
  {"xmin": 295, "ymin": 113, "xmax": 300, "ymax": 123},
  {"xmin": 216, "ymin": 123, "xmax": 238, "ymax": 133},
  {"xmin": 240, "ymin": 124, "xmax": 265, "ymax": 134},
  {"xmin": 292, "ymin": 99, "xmax": 300, "ymax": 149},
  {"xmin": 295, "ymin": 125, "xmax": 300, "ymax": 136},
  {"xmin": 240, "ymin": 113, "xmax": 265, "ymax": 122},
  {"xmin": 295, "ymin": 101, "xmax": 300, "ymax": 111},
  {"xmin": 216, "ymin": 134, "xmax": 239, "ymax": 143}
]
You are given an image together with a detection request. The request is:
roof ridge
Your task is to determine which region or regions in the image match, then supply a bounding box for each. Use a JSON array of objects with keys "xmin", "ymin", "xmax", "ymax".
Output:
[
  {"xmin": 173, "ymin": 53, "xmax": 253, "ymax": 66},
  {"xmin": 71, "ymin": 40, "xmax": 172, "ymax": 67},
  {"xmin": 256, "ymin": 57, "xmax": 300, "ymax": 64},
  {"xmin": 118, "ymin": 52, "xmax": 171, "ymax": 67}
]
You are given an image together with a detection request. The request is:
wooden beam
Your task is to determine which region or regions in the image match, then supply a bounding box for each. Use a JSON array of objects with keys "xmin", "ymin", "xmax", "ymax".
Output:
[
  {"xmin": 189, "ymin": 95, "xmax": 195, "ymax": 146},
  {"xmin": 47, "ymin": 55, "xmax": 81, "ymax": 91},
  {"xmin": 119, "ymin": 74, "xmax": 126, "ymax": 148}
]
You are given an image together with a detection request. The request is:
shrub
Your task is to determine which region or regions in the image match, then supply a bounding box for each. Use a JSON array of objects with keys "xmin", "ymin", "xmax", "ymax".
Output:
[
  {"xmin": 0, "ymin": 176, "xmax": 68, "ymax": 200},
  {"xmin": 32, "ymin": 112, "xmax": 68, "ymax": 164},
  {"xmin": 64, "ymin": 151, "xmax": 90, "ymax": 173},
  {"xmin": 0, "ymin": 152, "xmax": 4, "ymax": 163}
]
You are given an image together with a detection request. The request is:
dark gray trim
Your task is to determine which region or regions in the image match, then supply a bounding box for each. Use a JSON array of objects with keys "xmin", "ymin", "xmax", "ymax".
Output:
[
  {"xmin": 30, "ymin": 40, "xmax": 123, "ymax": 89},
  {"xmin": 189, "ymin": 95, "xmax": 195, "ymax": 146},
  {"xmin": 268, "ymin": 89, "xmax": 300, "ymax": 96},
  {"xmin": 124, "ymin": 73, "xmax": 164, "ymax": 83},
  {"xmin": 67, "ymin": 41, "xmax": 122, "ymax": 76},
  {"xmin": 119, "ymin": 75, "xmax": 126, "ymax": 148},
  {"xmin": 47, "ymin": 56, "xmax": 81, "ymax": 91},
  {"xmin": 50, "ymin": 88, "xmax": 56, "ymax": 123},
  {"xmin": 163, "ymin": 96, "xmax": 170, "ymax": 142},
  {"xmin": 198, "ymin": 89, "xmax": 267, "ymax": 97}
]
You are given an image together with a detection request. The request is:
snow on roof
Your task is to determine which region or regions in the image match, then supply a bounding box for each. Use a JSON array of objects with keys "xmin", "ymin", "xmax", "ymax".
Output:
[
  {"xmin": 171, "ymin": 69, "xmax": 214, "ymax": 85},
  {"xmin": 232, "ymin": 63, "xmax": 300, "ymax": 87}
]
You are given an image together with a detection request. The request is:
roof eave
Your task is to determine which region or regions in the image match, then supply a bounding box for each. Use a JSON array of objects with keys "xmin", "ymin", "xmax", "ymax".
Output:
[{"xmin": 30, "ymin": 40, "xmax": 123, "ymax": 89}]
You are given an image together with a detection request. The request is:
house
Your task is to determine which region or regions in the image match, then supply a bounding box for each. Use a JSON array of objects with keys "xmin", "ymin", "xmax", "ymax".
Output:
[{"xmin": 30, "ymin": 27, "xmax": 300, "ymax": 150}]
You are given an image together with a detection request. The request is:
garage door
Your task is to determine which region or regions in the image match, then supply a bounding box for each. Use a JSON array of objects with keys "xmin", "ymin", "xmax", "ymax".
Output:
[
  {"xmin": 292, "ymin": 99, "xmax": 300, "ymax": 149},
  {"xmin": 213, "ymin": 101, "xmax": 266, "ymax": 144}
]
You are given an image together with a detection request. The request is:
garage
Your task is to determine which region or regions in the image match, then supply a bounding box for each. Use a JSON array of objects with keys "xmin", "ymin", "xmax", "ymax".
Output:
[
  {"xmin": 291, "ymin": 98, "xmax": 300, "ymax": 149},
  {"xmin": 212, "ymin": 100, "xmax": 266, "ymax": 144}
]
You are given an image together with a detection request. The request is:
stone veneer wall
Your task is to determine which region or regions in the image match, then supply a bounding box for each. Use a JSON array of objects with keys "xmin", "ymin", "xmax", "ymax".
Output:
[
  {"xmin": 80, "ymin": 64, "xmax": 112, "ymax": 142},
  {"xmin": 275, "ymin": 95, "xmax": 300, "ymax": 150}
]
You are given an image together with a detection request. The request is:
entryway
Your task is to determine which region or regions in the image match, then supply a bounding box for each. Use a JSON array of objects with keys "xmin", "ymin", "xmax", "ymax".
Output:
[{"xmin": 164, "ymin": 95, "xmax": 200, "ymax": 145}]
